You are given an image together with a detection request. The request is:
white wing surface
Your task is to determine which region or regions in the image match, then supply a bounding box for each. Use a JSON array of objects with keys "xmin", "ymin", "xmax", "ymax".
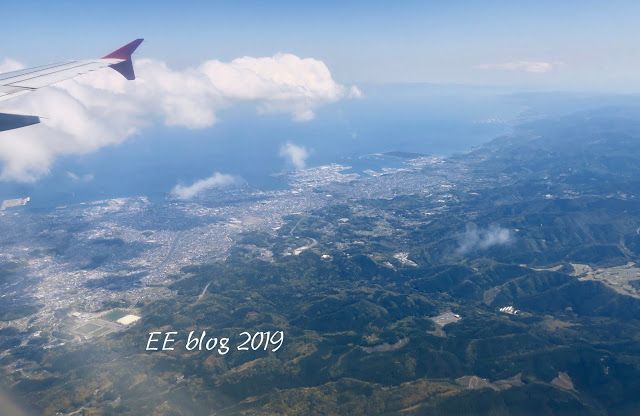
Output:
[{"xmin": 0, "ymin": 39, "xmax": 143, "ymax": 131}]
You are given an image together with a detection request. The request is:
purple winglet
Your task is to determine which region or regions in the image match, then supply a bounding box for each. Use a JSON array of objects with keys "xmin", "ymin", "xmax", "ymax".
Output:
[
  {"xmin": 102, "ymin": 38, "xmax": 144, "ymax": 60},
  {"xmin": 103, "ymin": 39, "xmax": 144, "ymax": 80}
]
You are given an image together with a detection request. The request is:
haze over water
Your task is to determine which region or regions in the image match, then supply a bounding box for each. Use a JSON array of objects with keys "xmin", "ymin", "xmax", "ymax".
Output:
[{"xmin": 0, "ymin": 84, "xmax": 518, "ymax": 209}]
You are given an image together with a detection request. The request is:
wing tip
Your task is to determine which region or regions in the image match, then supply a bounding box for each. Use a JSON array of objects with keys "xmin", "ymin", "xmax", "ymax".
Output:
[
  {"xmin": 0, "ymin": 113, "xmax": 41, "ymax": 132},
  {"xmin": 102, "ymin": 38, "xmax": 144, "ymax": 60},
  {"xmin": 104, "ymin": 39, "xmax": 143, "ymax": 80},
  {"xmin": 110, "ymin": 60, "xmax": 136, "ymax": 80}
]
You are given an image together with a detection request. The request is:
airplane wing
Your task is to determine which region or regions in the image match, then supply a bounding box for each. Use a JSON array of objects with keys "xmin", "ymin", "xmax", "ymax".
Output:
[{"xmin": 0, "ymin": 38, "xmax": 143, "ymax": 131}]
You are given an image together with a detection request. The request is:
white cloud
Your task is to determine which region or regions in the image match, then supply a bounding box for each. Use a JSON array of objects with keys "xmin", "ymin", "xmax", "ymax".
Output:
[
  {"xmin": 0, "ymin": 53, "xmax": 360, "ymax": 182},
  {"xmin": 279, "ymin": 142, "xmax": 310, "ymax": 170},
  {"xmin": 348, "ymin": 85, "xmax": 363, "ymax": 98},
  {"xmin": 170, "ymin": 172, "xmax": 239, "ymax": 200},
  {"xmin": 0, "ymin": 58, "xmax": 24, "ymax": 73},
  {"xmin": 66, "ymin": 171, "xmax": 94, "ymax": 182},
  {"xmin": 457, "ymin": 224, "xmax": 512, "ymax": 254},
  {"xmin": 474, "ymin": 61, "xmax": 556, "ymax": 73}
]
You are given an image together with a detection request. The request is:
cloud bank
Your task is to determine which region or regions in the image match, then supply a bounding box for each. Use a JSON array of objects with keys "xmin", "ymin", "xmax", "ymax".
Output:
[
  {"xmin": 0, "ymin": 58, "xmax": 23, "ymax": 73},
  {"xmin": 457, "ymin": 223, "xmax": 512, "ymax": 254},
  {"xmin": 0, "ymin": 53, "xmax": 359, "ymax": 182},
  {"xmin": 170, "ymin": 172, "xmax": 239, "ymax": 200},
  {"xmin": 279, "ymin": 142, "xmax": 310, "ymax": 170},
  {"xmin": 475, "ymin": 61, "xmax": 556, "ymax": 73}
]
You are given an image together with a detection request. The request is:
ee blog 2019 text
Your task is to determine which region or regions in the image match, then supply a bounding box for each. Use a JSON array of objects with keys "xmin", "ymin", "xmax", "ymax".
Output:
[{"xmin": 145, "ymin": 330, "xmax": 284, "ymax": 355}]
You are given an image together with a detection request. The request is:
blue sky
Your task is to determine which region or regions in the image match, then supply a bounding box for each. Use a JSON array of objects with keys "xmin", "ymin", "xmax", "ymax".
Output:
[
  {"xmin": 2, "ymin": 1, "xmax": 639, "ymax": 193},
  {"xmin": 2, "ymin": 1, "xmax": 640, "ymax": 89}
]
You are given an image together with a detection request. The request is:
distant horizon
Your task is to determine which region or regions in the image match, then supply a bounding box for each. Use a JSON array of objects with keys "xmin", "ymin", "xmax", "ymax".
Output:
[{"xmin": 3, "ymin": 1, "xmax": 640, "ymax": 90}]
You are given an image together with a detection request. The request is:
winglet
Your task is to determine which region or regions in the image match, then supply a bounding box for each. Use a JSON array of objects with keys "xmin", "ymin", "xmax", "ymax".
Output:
[
  {"xmin": 102, "ymin": 38, "xmax": 144, "ymax": 60},
  {"xmin": 103, "ymin": 39, "xmax": 144, "ymax": 80}
]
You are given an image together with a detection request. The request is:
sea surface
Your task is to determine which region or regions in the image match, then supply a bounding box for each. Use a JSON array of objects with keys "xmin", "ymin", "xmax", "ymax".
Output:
[{"xmin": 0, "ymin": 83, "xmax": 527, "ymax": 210}]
